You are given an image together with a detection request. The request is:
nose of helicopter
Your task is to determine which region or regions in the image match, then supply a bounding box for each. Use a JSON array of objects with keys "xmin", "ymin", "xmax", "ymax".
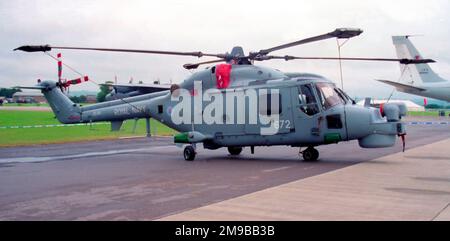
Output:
[
  {"xmin": 344, "ymin": 105, "xmax": 373, "ymax": 140},
  {"xmin": 345, "ymin": 104, "xmax": 406, "ymax": 148}
]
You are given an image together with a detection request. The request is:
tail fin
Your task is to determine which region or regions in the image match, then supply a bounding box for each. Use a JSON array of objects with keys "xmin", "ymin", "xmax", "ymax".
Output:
[
  {"xmin": 43, "ymin": 85, "xmax": 82, "ymax": 124},
  {"xmin": 392, "ymin": 36, "xmax": 445, "ymax": 85},
  {"xmin": 17, "ymin": 80, "xmax": 82, "ymax": 124}
]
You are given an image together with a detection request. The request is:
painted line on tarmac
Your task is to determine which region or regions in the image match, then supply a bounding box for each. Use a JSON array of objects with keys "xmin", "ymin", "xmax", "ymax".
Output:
[
  {"xmin": 405, "ymin": 121, "xmax": 450, "ymax": 126},
  {"xmin": 262, "ymin": 166, "xmax": 293, "ymax": 173},
  {"xmin": 0, "ymin": 145, "xmax": 177, "ymax": 164}
]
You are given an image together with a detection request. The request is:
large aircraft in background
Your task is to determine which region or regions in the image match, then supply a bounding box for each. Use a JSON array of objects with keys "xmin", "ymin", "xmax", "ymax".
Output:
[
  {"xmin": 103, "ymin": 82, "xmax": 170, "ymax": 101},
  {"xmin": 376, "ymin": 36, "xmax": 450, "ymax": 102}
]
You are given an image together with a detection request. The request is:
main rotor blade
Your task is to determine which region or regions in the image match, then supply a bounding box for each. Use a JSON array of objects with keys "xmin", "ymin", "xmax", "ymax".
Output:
[
  {"xmin": 257, "ymin": 28, "xmax": 363, "ymax": 55},
  {"xmin": 261, "ymin": 55, "xmax": 435, "ymax": 64},
  {"xmin": 183, "ymin": 59, "xmax": 224, "ymax": 70},
  {"xmin": 14, "ymin": 45, "xmax": 225, "ymax": 58}
]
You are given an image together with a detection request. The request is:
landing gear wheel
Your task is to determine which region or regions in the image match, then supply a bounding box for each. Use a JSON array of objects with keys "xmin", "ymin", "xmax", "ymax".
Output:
[
  {"xmin": 228, "ymin": 147, "xmax": 243, "ymax": 156},
  {"xmin": 183, "ymin": 145, "xmax": 196, "ymax": 161},
  {"xmin": 302, "ymin": 147, "xmax": 319, "ymax": 162}
]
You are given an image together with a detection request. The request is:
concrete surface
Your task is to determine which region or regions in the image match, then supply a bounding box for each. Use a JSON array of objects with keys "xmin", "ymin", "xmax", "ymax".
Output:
[
  {"xmin": 162, "ymin": 138, "xmax": 450, "ymax": 221},
  {"xmin": 0, "ymin": 124, "xmax": 448, "ymax": 220}
]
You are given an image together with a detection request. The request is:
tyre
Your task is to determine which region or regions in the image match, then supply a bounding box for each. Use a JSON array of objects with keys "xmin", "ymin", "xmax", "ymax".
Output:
[
  {"xmin": 183, "ymin": 146, "xmax": 196, "ymax": 161},
  {"xmin": 228, "ymin": 146, "xmax": 243, "ymax": 156},
  {"xmin": 302, "ymin": 147, "xmax": 319, "ymax": 162}
]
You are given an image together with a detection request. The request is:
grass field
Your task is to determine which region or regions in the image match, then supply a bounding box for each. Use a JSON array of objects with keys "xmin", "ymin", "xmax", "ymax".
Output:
[
  {"xmin": 2, "ymin": 103, "xmax": 50, "ymax": 107},
  {"xmin": 0, "ymin": 110, "xmax": 176, "ymax": 147},
  {"xmin": 408, "ymin": 110, "xmax": 441, "ymax": 117},
  {"xmin": 2, "ymin": 103, "xmax": 94, "ymax": 107}
]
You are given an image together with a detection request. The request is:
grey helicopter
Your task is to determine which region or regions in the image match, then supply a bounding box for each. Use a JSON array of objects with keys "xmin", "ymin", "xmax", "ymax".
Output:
[{"xmin": 14, "ymin": 28, "xmax": 434, "ymax": 161}]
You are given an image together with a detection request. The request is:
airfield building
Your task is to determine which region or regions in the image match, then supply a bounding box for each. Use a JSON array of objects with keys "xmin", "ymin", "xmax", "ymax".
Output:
[{"xmin": 12, "ymin": 91, "xmax": 46, "ymax": 103}]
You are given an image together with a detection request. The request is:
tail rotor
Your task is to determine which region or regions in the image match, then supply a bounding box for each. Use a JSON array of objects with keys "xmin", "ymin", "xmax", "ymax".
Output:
[
  {"xmin": 55, "ymin": 53, "xmax": 89, "ymax": 93},
  {"xmin": 57, "ymin": 53, "xmax": 64, "ymax": 92}
]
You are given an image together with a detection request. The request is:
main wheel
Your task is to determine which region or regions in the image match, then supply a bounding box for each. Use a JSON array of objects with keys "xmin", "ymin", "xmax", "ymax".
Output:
[
  {"xmin": 228, "ymin": 146, "xmax": 243, "ymax": 156},
  {"xmin": 302, "ymin": 147, "xmax": 319, "ymax": 162},
  {"xmin": 183, "ymin": 146, "xmax": 196, "ymax": 161}
]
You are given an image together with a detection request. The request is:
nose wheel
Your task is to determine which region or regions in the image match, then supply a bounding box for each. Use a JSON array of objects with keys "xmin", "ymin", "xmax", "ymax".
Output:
[
  {"xmin": 228, "ymin": 146, "xmax": 243, "ymax": 156},
  {"xmin": 183, "ymin": 145, "xmax": 196, "ymax": 161},
  {"xmin": 301, "ymin": 147, "xmax": 319, "ymax": 162}
]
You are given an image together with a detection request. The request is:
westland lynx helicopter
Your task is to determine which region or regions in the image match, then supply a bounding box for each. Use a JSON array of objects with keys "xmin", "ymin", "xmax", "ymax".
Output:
[{"xmin": 15, "ymin": 28, "xmax": 434, "ymax": 161}]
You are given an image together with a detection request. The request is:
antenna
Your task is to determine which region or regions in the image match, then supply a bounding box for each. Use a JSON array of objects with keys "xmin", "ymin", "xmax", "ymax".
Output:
[{"xmin": 336, "ymin": 38, "xmax": 350, "ymax": 90}]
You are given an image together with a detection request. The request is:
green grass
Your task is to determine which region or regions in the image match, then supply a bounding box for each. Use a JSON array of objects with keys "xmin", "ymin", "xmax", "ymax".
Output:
[
  {"xmin": 2, "ymin": 103, "xmax": 50, "ymax": 107},
  {"xmin": 2, "ymin": 103, "xmax": 95, "ymax": 107},
  {"xmin": 0, "ymin": 110, "xmax": 59, "ymax": 126},
  {"xmin": 0, "ymin": 110, "xmax": 176, "ymax": 147},
  {"xmin": 408, "ymin": 110, "xmax": 440, "ymax": 117}
]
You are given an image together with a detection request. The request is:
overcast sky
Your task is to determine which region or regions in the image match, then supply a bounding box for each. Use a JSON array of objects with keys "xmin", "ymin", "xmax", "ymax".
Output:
[{"xmin": 1, "ymin": 0, "xmax": 449, "ymax": 99}]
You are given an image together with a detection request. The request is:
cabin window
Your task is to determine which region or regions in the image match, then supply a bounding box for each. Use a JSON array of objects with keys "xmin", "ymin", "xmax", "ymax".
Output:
[
  {"xmin": 158, "ymin": 105, "xmax": 163, "ymax": 114},
  {"xmin": 315, "ymin": 83, "xmax": 346, "ymax": 109},
  {"xmin": 259, "ymin": 93, "xmax": 282, "ymax": 116},
  {"xmin": 298, "ymin": 84, "xmax": 320, "ymax": 116}
]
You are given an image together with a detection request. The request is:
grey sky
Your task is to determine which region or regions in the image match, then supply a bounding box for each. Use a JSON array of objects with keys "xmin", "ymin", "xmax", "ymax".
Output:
[{"xmin": 1, "ymin": 0, "xmax": 449, "ymax": 99}]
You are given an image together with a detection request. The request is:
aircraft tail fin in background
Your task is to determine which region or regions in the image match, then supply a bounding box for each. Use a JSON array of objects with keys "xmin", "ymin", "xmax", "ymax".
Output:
[{"xmin": 392, "ymin": 36, "xmax": 446, "ymax": 85}]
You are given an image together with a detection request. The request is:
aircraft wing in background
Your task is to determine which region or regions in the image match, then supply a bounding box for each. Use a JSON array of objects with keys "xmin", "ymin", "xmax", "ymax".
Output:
[
  {"xmin": 375, "ymin": 79, "xmax": 426, "ymax": 92},
  {"xmin": 101, "ymin": 82, "xmax": 171, "ymax": 101},
  {"xmin": 100, "ymin": 83, "xmax": 171, "ymax": 92}
]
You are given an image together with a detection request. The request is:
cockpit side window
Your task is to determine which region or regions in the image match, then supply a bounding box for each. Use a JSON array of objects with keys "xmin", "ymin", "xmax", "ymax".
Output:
[
  {"xmin": 334, "ymin": 88, "xmax": 348, "ymax": 102},
  {"xmin": 298, "ymin": 84, "xmax": 320, "ymax": 116},
  {"xmin": 335, "ymin": 88, "xmax": 354, "ymax": 104},
  {"xmin": 315, "ymin": 83, "xmax": 346, "ymax": 109}
]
